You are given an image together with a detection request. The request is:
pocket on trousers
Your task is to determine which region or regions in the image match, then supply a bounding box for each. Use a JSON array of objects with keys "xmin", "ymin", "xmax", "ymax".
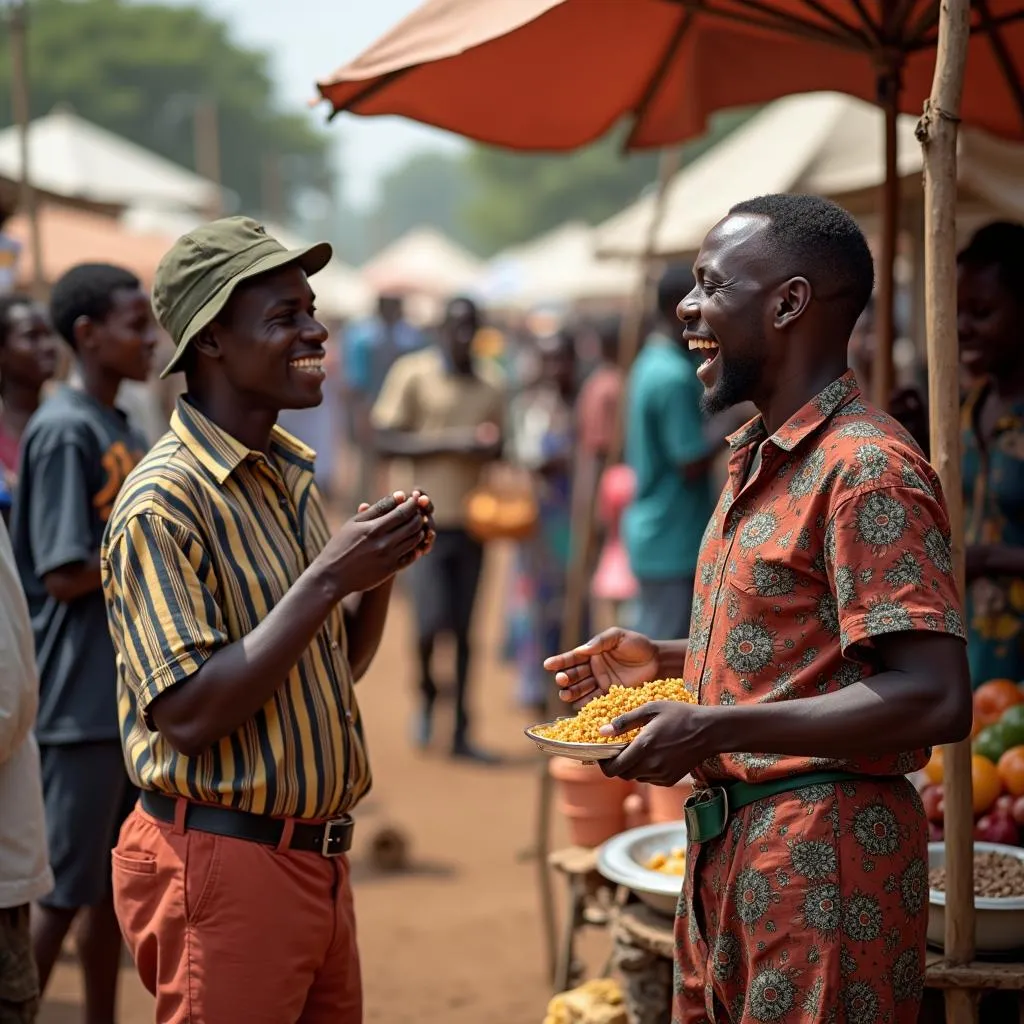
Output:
[{"xmin": 111, "ymin": 849, "xmax": 157, "ymax": 876}]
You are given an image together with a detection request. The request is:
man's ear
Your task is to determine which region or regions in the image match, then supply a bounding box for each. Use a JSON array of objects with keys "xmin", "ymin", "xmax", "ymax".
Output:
[
  {"xmin": 191, "ymin": 323, "xmax": 223, "ymax": 362},
  {"xmin": 72, "ymin": 314, "xmax": 94, "ymax": 353},
  {"xmin": 773, "ymin": 277, "xmax": 812, "ymax": 329}
]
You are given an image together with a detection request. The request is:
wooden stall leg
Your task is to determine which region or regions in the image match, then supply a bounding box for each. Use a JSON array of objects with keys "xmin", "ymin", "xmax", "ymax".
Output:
[
  {"xmin": 554, "ymin": 874, "xmax": 586, "ymax": 995},
  {"xmin": 1017, "ymin": 990, "xmax": 1024, "ymax": 1024},
  {"xmin": 944, "ymin": 988, "xmax": 979, "ymax": 1024},
  {"xmin": 610, "ymin": 924, "xmax": 673, "ymax": 1024}
]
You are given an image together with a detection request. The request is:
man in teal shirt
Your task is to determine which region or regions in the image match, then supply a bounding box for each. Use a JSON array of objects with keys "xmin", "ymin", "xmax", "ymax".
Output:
[{"xmin": 624, "ymin": 265, "xmax": 715, "ymax": 640}]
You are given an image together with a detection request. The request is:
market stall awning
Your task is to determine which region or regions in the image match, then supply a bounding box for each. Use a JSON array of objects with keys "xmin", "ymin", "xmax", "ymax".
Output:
[
  {"xmin": 473, "ymin": 222, "xmax": 640, "ymax": 309},
  {"xmin": 0, "ymin": 108, "xmax": 231, "ymax": 214},
  {"xmin": 594, "ymin": 91, "xmax": 1024, "ymax": 260},
  {"xmin": 360, "ymin": 226, "xmax": 482, "ymax": 298}
]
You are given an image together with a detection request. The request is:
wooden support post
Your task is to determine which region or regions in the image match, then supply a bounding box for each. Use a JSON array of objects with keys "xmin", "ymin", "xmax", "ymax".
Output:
[
  {"xmin": 916, "ymin": 1, "xmax": 973, "ymax": 1022},
  {"xmin": 873, "ymin": 63, "xmax": 901, "ymax": 410},
  {"xmin": 8, "ymin": 0, "xmax": 44, "ymax": 298}
]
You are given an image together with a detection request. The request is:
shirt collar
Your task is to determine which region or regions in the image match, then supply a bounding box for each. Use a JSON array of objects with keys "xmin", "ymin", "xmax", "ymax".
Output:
[
  {"xmin": 171, "ymin": 395, "xmax": 317, "ymax": 486},
  {"xmin": 726, "ymin": 370, "xmax": 862, "ymax": 454}
]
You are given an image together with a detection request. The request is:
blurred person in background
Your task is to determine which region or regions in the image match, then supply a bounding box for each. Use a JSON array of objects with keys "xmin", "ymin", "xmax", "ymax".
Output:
[
  {"xmin": 0, "ymin": 512, "xmax": 53, "ymax": 1024},
  {"xmin": 0, "ymin": 296, "xmax": 60, "ymax": 520},
  {"xmin": 506, "ymin": 330, "xmax": 578, "ymax": 717},
  {"xmin": 345, "ymin": 294, "xmax": 424, "ymax": 504},
  {"xmin": 956, "ymin": 221, "xmax": 1024, "ymax": 687},
  {"xmin": 575, "ymin": 315, "xmax": 623, "ymax": 479},
  {"xmin": 12, "ymin": 264, "xmax": 155, "ymax": 1024},
  {"xmin": 624, "ymin": 265, "xmax": 716, "ymax": 641},
  {"xmin": 373, "ymin": 297, "xmax": 504, "ymax": 761}
]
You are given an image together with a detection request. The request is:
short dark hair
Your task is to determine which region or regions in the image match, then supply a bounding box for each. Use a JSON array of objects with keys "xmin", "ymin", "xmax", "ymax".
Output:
[
  {"xmin": 958, "ymin": 220, "xmax": 1024, "ymax": 295},
  {"xmin": 656, "ymin": 264, "xmax": 695, "ymax": 323},
  {"xmin": 729, "ymin": 193, "xmax": 875, "ymax": 327},
  {"xmin": 446, "ymin": 295, "xmax": 479, "ymax": 323},
  {"xmin": 49, "ymin": 263, "xmax": 140, "ymax": 350},
  {"xmin": 0, "ymin": 293, "xmax": 34, "ymax": 349}
]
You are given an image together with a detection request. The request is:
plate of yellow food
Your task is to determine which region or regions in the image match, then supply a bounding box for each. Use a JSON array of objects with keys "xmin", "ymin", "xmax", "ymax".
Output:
[
  {"xmin": 597, "ymin": 822, "xmax": 688, "ymax": 917},
  {"xmin": 525, "ymin": 679, "xmax": 695, "ymax": 763}
]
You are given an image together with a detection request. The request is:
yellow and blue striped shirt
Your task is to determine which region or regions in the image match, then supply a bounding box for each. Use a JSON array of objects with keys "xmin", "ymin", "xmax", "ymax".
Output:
[{"xmin": 101, "ymin": 396, "xmax": 370, "ymax": 819}]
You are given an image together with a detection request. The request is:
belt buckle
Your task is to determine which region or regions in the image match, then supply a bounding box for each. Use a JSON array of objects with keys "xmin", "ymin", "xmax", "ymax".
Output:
[{"xmin": 321, "ymin": 816, "xmax": 352, "ymax": 857}]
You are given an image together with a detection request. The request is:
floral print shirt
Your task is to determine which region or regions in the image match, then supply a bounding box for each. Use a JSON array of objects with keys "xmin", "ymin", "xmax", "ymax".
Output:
[{"xmin": 684, "ymin": 371, "xmax": 965, "ymax": 785}]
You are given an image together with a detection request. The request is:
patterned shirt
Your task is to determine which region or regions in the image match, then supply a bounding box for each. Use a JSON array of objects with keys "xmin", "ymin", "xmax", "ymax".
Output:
[
  {"xmin": 685, "ymin": 372, "xmax": 965, "ymax": 785},
  {"xmin": 101, "ymin": 397, "xmax": 370, "ymax": 820},
  {"xmin": 961, "ymin": 381, "xmax": 1024, "ymax": 686}
]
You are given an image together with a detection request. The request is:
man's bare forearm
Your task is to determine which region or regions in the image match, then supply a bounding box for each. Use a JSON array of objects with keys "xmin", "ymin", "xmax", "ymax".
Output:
[{"xmin": 343, "ymin": 580, "xmax": 394, "ymax": 681}]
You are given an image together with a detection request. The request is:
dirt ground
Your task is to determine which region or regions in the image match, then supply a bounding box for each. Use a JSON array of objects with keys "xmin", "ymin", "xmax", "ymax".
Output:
[{"xmin": 39, "ymin": 543, "xmax": 606, "ymax": 1024}]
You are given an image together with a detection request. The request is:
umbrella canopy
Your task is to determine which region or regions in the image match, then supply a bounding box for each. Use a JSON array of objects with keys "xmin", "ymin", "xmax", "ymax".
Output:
[
  {"xmin": 473, "ymin": 221, "xmax": 641, "ymax": 309},
  {"xmin": 595, "ymin": 91, "xmax": 1024, "ymax": 259},
  {"xmin": 359, "ymin": 226, "xmax": 482, "ymax": 298},
  {"xmin": 0, "ymin": 108, "xmax": 230, "ymax": 214},
  {"xmin": 317, "ymin": 0, "xmax": 1024, "ymax": 150}
]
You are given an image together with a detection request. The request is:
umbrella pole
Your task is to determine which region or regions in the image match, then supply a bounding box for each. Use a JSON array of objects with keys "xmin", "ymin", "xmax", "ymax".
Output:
[
  {"xmin": 872, "ymin": 64, "xmax": 901, "ymax": 410},
  {"xmin": 533, "ymin": 146, "xmax": 682, "ymax": 989},
  {"xmin": 916, "ymin": 2, "xmax": 973, "ymax": 1021}
]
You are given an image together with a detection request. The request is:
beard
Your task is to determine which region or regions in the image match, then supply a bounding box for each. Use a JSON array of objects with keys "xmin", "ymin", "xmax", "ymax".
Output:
[{"xmin": 700, "ymin": 349, "xmax": 765, "ymax": 416}]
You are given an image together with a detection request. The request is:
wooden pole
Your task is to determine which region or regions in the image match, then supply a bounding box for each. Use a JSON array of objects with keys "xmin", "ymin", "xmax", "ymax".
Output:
[
  {"xmin": 194, "ymin": 97, "xmax": 223, "ymax": 220},
  {"xmin": 9, "ymin": 0, "xmax": 44, "ymax": 298},
  {"xmin": 872, "ymin": 64, "xmax": 901, "ymax": 410},
  {"xmin": 916, "ymin": 3, "xmax": 973, "ymax": 1023},
  {"xmin": 533, "ymin": 146, "xmax": 682, "ymax": 987}
]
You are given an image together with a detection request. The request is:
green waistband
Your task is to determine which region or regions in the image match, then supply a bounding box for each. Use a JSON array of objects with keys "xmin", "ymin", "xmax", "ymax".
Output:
[{"xmin": 723, "ymin": 770, "xmax": 875, "ymax": 810}]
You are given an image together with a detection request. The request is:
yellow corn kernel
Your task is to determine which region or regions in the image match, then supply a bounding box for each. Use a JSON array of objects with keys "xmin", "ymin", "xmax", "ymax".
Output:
[{"xmin": 536, "ymin": 678, "xmax": 696, "ymax": 745}]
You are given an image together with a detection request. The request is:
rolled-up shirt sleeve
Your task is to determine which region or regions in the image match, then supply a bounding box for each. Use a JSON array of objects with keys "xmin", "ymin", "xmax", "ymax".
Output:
[{"xmin": 102, "ymin": 513, "xmax": 228, "ymax": 720}]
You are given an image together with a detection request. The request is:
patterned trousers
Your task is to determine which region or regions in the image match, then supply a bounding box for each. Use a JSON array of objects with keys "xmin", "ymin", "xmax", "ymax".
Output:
[{"xmin": 673, "ymin": 778, "xmax": 928, "ymax": 1024}]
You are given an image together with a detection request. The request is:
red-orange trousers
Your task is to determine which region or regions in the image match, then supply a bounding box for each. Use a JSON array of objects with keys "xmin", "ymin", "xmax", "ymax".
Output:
[
  {"xmin": 673, "ymin": 778, "xmax": 929, "ymax": 1024},
  {"xmin": 112, "ymin": 804, "xmax": 362, "ymax": 1024}
]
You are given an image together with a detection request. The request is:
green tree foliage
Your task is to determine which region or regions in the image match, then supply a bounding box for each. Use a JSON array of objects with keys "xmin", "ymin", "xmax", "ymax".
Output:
[
  {"xmin": 460, "ymin": 108, "xmax": 759, "ymax": 255},
  {"xmin": 0, "ymin": 0, "xmax": 330, "ymax": 213}
]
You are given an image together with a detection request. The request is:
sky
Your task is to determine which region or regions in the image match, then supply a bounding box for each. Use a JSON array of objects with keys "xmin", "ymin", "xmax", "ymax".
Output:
[{"xmin": 157, "ymin": 0, "xmax": 465, "ymax": 209}]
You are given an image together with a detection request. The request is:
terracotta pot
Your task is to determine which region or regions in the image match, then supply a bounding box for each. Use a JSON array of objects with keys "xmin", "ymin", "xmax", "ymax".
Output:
[
  {"xmin": 623, "ymin": 791, "xmax": 650, "ymax": 831},
  {"xmin": 549, "ymin": 756, "xmax": 631, "ymax": 847},
  {"xmin": 645, "ymin": 777, "xmax": 695, "ymax": 824}
]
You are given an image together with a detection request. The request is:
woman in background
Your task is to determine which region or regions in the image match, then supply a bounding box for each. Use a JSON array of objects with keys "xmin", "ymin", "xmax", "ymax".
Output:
[{"xmin": 506, "ymin": 330, "xmax": 578, "ymax": 716}]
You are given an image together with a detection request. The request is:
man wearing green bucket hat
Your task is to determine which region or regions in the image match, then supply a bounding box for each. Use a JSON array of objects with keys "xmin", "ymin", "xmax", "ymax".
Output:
[{"xmin": 100, "ymin": 216, "xmax": 434, "ymax": 1021}]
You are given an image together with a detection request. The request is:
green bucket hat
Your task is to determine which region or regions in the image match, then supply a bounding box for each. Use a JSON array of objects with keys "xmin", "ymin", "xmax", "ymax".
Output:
[{"xmin": 153, "ymin": 216, "xmax": 332, "ymax": 379}]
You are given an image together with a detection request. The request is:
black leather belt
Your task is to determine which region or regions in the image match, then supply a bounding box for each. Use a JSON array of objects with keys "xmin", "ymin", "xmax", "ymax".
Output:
[{"xmin": 141, "ymin": 789, "xmax": 354, "ymax": 857}]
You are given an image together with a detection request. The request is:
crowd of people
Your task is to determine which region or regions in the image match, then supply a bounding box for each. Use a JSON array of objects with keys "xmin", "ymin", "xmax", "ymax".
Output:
[{"xmin": 0, "ymin": 193, "xmax": 1019, "ymax": 1024}]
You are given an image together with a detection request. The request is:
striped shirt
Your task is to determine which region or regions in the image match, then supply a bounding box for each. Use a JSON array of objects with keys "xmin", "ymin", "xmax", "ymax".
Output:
[{"xmin": 101, "ymin": 396, "xmax": 370, "ymax": 820}]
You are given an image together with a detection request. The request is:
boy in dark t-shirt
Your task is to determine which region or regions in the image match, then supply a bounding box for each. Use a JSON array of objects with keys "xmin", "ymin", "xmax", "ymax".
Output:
[{"xmin": 10, "ymin": 263, "xmax": 156, "ymax": 1021}]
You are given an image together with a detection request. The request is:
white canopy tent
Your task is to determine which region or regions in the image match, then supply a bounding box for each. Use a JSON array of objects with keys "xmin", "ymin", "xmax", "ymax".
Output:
[
  {"xmin": 472, "ymin": 221, "xmax": 641, "ymax": 310},
  {"xmin": 594, "ymin": 91, "xmax": 1024, "ymax": 261},
  {"xmin": 359, "ymin": 226, "xmax": 482, "ymax": 299},
  {"xmin": 0, "ymin": 108, "xmax": 231, "ymax": 215}
]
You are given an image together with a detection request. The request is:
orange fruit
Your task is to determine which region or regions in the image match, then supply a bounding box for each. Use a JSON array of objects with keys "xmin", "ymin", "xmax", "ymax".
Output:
[
  {"xmin": 998, "ymin": 746, "xmax": 1024, "ymax": 797},
  {"xmin": 923, "ymin": 748, "xmax": 944, "ymax": 785},
  {"xmin": 973, "ymin": 679, "xmax": 1024, "ymax": 728},
  {"xmin": 972, "ymin": 754, "xmax": 1004, "ymax": 814}
]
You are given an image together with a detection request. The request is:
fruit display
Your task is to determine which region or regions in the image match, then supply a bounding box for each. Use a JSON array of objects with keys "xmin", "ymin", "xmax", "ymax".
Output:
[{"xmin": 919, "ymin": 679, "xmax": 1024, "ymax": 847}]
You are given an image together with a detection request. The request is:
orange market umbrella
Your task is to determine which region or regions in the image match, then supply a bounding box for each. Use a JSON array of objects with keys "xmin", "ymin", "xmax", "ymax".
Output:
[{"xmin": 317, "ymin": 0, "xmax": 1024, "ymax": 404}]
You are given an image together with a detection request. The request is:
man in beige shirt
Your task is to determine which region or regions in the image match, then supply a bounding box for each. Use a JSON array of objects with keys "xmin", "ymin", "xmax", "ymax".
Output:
[
  {"xmin": 372, "ymin": 297, "xmax": 503, "ymax": 761},
  {"xmin": 0, "ymin": 517, "xmax": 53, "ymax": 1024}
]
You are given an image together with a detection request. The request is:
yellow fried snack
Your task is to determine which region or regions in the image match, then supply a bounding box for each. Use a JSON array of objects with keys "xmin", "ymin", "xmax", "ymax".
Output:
[
  {"xmin": 535, "ymin": 678, "xmax": 695, "ymax": 745},
  {"xmin": 645, "ymin": 846, "xmax": 687, "ymax": 876}
]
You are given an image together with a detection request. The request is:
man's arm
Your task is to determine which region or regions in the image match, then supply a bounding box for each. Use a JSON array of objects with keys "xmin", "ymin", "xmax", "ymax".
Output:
[
  {"xmin": 342, "ymin": 582, "xmax": 395, "ymax": 682},
  {"xmin": 106, "ymin": 498, "xmax": 427, "ymax": 757},
  {"xmin": 22, "ymin": 434, "xmax": 102, "ymax": 602},
  {"xmin": 703, "ymin": 632, "xmax": 971, "ymax": 758}
]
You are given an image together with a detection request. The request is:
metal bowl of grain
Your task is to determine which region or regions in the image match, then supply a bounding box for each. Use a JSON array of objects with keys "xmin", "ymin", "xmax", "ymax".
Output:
[
  {"xmin": 927, "ymin": 841, "xmax": 1024, "ymax": 953},
  {"xmin": 597, "ymin": 822, "xmax": 687, "ymax": 917}
]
